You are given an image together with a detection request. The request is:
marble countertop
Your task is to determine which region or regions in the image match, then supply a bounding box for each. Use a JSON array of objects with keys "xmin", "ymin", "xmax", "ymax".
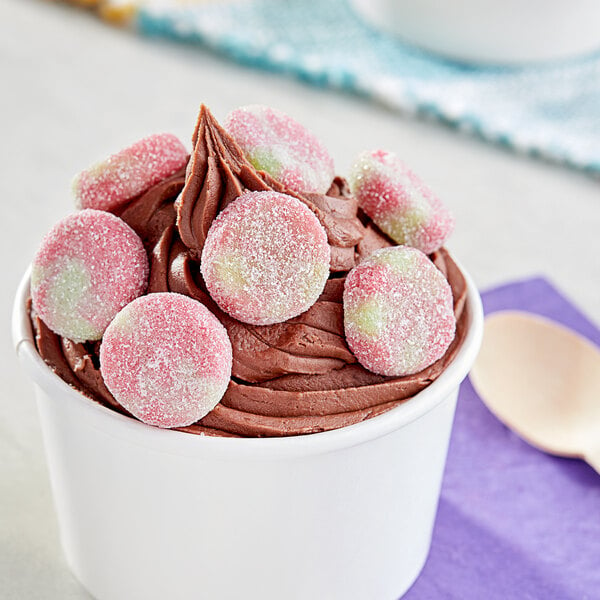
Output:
[{"xmin": 2, "ymin": 1, "xmax": 599, "ymax": 597}]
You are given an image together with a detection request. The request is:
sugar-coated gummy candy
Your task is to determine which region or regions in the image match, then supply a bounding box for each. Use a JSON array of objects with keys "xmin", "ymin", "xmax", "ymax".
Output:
[
  {"xmin": 72, "ymin": 133, "xmax": 188, "ymax": 211},
  {"xmin": 224, "ymin": 105, "xmax": 335, "ymax": 194},
  {"xmin": 343, "ymin": 246, "xmax": 455, "ymax": 377},
  {"xmin": 349, "ymin": 150, "xmax": 454, "ymax": 254},
  {"xmin": 31, "ymin": 209, "xmax": 148, "ymax": 342},
  {"xmin": 201, "ymin": 191, "xmax": 331, "ymax": 326},
  {"xmin": 100, "ymin": 293, "xmax": 233, "ymax": 428}
]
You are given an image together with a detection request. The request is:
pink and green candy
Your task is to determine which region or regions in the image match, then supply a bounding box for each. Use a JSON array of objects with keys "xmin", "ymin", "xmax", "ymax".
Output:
[
  {"xmin": 201, "ymin": 191, "xmax": 331, "ymax": 326},
  {"xmin": 72, "ymin": 133, "xmax": 188, "ymax": 211},
  {"xmin": 350, "ymin": 150, "xmax": 454, "ymax": 254},
  {"xmin": 31, "ymin": 209, "xmax": 149, "ymax": 342},
  {"xmin": 224, "ymin": 105, "xmax": 335, "ymax": 194},
  {"xmin": 100, "ymin": 293, "xmax": 232, "ymax": 428},
  {"xmin": 343, "ymin": 246, "xmax": 456, "ymax": 377}
]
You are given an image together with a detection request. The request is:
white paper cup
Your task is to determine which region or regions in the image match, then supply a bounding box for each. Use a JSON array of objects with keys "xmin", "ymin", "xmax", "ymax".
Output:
[
  {"xmin": 13, "ymin": 262, "xmax": 483, "ymax": 600},
  {"xmin": 352, "ymin": 0, "xmax": 600, "ymax": 64}
]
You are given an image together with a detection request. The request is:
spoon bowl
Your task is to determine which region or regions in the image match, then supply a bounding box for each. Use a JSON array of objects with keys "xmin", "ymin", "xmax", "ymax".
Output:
[{"xmin": 470, "ymin": 311, "xmax": 600, "ymax": 473}]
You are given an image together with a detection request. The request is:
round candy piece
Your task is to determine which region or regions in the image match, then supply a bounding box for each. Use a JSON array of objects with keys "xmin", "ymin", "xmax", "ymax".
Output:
[
  {"xmin": 224, "ymin": 104, "xmax": 335, "ymax": 194},
  {"xmin": 31, "ymin": 209, "xmax": 148, "ymax": 343},
  {"xmin": 100, "ymin": 293, "xmax": 232, "ymax": 428},
  {"xmin": 349, "ymin": 150, "xmax": 454, "ymax": 254},
  {"xmin": 201, "ymin": 191, "xmax": 331, "ymax": 326},
  {"xmin": 343, "ymin": 246, "xmax": 456, "ymax": 377},
  {"xmin": 72, "ymin": 133, "xmax": 188, "ymax": 211}
]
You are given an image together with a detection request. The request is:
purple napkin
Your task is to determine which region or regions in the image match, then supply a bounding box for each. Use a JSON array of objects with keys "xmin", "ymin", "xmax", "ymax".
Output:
[{"xmin": 404, "ymin": 277, "xmax": 600, "ymax": 599}]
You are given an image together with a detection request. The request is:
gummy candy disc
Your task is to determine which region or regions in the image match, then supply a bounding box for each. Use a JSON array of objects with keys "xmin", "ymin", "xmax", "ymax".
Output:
[
  {"xmin": 100, "ymin": 293, "xmax": 233, "ymax": 428},
  {"xmin": 343, "ymin": 246, "xmax": 456, "ymax": 377},
  {"xmin": 224, "ymin": 105, "xmax": 335, "ymax": 194},
  {"xmin": 31, "ymin": 209, "xmax": 149, "ymax": 343},
  {"xmin": 350, "ymin": 150, "xmax": 454, "ymax": 254},
  {"xmin": 72, "ymin": 133, "xmax": 188, "ymax": 212},
  {"xmin": 201, "ymin": 191, "xmax": 331, "ymax": 326}
]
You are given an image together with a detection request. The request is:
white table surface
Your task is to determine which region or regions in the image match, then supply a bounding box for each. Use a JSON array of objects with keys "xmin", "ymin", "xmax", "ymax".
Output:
[{"xmin": 2, "ymin": 1, "xmax": 599, "ymax": 598}]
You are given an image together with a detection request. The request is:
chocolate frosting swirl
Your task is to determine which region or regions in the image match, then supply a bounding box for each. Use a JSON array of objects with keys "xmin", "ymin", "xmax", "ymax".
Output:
[
  {"xmin": 31, "ymin": 105, "xmax": 468, "ymax": 438},
  {"xmin": 176, "ymin": 105, "xmax": 365, "ymax": 270}
]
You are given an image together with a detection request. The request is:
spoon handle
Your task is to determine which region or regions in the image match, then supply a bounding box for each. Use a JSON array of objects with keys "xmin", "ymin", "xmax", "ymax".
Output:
[{"xmin": 584, "ymin": 450, "xmax": 600, "ymax": 475}]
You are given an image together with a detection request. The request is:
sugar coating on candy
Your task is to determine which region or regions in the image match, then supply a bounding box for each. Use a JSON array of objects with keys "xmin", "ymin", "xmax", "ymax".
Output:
[
  {"xmin": 343, "ymin": 246, "xmax": 455, "ymax": 377},
  {"xmin": 201, "ymin": 191, "xmax": 330, "ymax": 326},
  {"xmin": 31, "ymin": 209, "xmax": 148, "ymax": 342},
  {"xmin": 224, "ymin": 105, "xmax": 335, "ymax": 194},
  {"xmin": 100, "ymin": 293, "xmax": 232, "ymax": 428},
  {"xmin": 72, "ymin": 133, "xmax": 188, "ymax": 211},
  {"xmin": 349, "ymin": 150, "xmax": 454, "ymax": 254}
]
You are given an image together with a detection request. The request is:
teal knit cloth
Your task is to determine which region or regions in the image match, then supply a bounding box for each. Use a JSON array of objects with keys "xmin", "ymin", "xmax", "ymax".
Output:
[{"xmin": 137, "ymin": 0, "xmax": 600, "ymax": 175}]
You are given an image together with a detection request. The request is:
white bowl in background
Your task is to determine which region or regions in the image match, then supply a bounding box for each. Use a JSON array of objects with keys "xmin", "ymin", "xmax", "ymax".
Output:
[
  {"xmin": 352, "ymin": 0, "xmax": 600, "ymax": 64},
  {"xmin": 13, "ymin": 262, "xmax": 483, "ymax": 600}
]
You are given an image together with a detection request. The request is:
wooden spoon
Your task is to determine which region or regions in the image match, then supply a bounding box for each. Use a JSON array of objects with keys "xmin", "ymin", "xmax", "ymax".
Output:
[{"xmin": 470, "ymin": 310, "xmax": 600, "ymax": 473}]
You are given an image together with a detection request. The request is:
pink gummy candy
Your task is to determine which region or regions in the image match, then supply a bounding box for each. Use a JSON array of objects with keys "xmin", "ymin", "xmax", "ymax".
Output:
[
  {"xmin": 100, "ymin": 293, "xmax": 232, "ymax": 428},
  {"xmin": 224, "ymin": 104, "xmax": 335, "ymax": 194},
  {"xmin": 343, "ymin": 246, "xmax": 455, "ymax": 377},
  {"xmin": 350, "ymin": 150, "xmax": 454, "ymax": 254},
  {"xmin": 72, "ymin": 133, "xmax": 188, "ymax": 211},
  {"xmin": 201, "ymin": 191, "xmax": 331, "ymax": 326},
  {"xmin": 31, "ymin": 209, "xmax": 148, "ymax": 342}
]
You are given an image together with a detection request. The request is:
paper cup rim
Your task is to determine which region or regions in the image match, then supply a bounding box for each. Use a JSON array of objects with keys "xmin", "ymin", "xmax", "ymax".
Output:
[{"xmin": 13, "ymin": 257, "xmax": 483, "ymax": 460}]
